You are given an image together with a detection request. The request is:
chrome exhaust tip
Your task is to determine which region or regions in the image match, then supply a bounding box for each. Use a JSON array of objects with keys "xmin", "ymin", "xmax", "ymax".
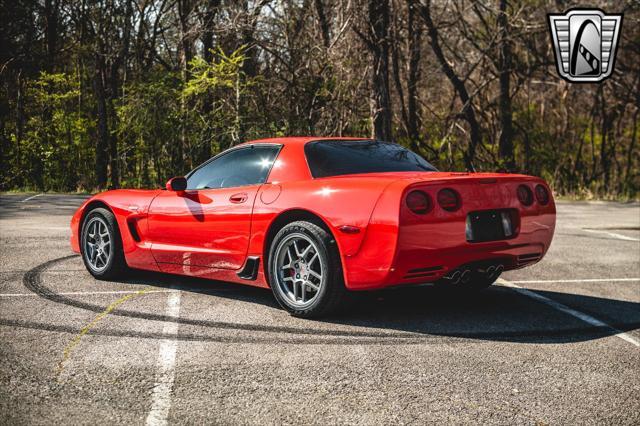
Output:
[
  {"xmin": 480, "ymin": 265, "xmax": 495, "ymax": 275},
  {"xmin": 488, "ymin": 264, "xmax": 504, "ymax": 280},
  {"xmin": 449, "ymin": 270, "xmax": 461, "ymax": 285},
  {"xmin": 460, "ymin": 269, "xmax": 472, "ymax": 284}
]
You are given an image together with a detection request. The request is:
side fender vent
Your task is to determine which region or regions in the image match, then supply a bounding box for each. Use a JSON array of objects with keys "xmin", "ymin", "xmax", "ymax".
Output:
[{"xmin": 127, "ymin": 219, "xmax": 141, "ymax": 242}]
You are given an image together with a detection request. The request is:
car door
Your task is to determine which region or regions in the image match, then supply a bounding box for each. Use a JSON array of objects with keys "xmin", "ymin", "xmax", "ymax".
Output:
[{"xmin": 147, "ymin": 144, "xmax": 281, "ymax": 270}]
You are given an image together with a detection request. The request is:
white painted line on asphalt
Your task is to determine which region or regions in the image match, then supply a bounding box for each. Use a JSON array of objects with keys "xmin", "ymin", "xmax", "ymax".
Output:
[
  {"xmin": 146, "ymin": 290, "xmax": 181, "ymax": 426},
  {"xmin": 0, "ymin": 287, "xmax": 233, "ymax": 298},
  {"xmin": 0, "ymin": 289, "xmax": 176, "ymax": 298},
  {"xmin": 583, "ymin": 228, "xmax": 640, "ymax": 242},
  {"xmin": 21, "ymin": 193, "xmax": 43, "ymax": 202},
  {"xmin": 23, "ymin": 226, "xmax": 71, "ymax": 230},
  {"xmin": 498, "ymin": 278, "xmax": 640, "ymax": 347},
  {"xmin": 510, "ymin": 278, "xmax": 640, "ymax": 284}
]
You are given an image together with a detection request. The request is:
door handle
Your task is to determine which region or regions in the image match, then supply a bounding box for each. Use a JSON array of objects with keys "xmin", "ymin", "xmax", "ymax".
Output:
[{"xmin": 229, "ymin": 193, "xmax": 248, "ymax": 204}]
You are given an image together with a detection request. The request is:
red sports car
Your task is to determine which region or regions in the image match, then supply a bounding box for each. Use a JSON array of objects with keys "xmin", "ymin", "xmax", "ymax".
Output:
[{"xmin": 71, "ymin": 137, "xmax": 556, "ymax": 317}]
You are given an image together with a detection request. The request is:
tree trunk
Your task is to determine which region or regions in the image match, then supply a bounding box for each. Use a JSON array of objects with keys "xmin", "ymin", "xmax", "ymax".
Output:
[
  {"xmin": 239, "ymin": 0, "xmax": 268, "ymax": 79},
  {"xmin": 200, "ymin": 0, "xmax": 220, "ymax": 162},
  {"xmin": 497, "ymin": 0, "xmax": 515, "ymax": 171},
  {"xmin": 420, "ymin": 0, "xmax": 480, "ymax": 171},
  {"xmin": 406, "ymin": 0, "xmax": 422, "ymax": 148},
  {"xmin": 368, "ymin": 0, "xmax": 393, "ymax": 141},
  {"xmin": 177, "ymin": 0, "xmax": 194, "ymax": 173},
  {"xmin": 93, "ymin": 56, "xmax": 109, "ymax": 190},
  {"xmin": 16, "ymin": 71, "xmax": 24, "ymax": 176},
  {"xmin": 43, "ymin": 0, "xmax": 60, "ymax": 70},
  {"xmin": 600, "ymin": 89, "xmax": 611, "ymax": 193},
  {"xmin": 391, "ymin": 19, "xmax": 408, "ymax": 138},
  {"xmin": 105, "ymin": 0, "xmax": 133, "ymax": 189},
  {"xmin": 314, "ymin": 0, "xmax": 331, "ymax": 49},
  {"xmin": 233, "ymin": 0, "xmax": 269, "ymax": 147},
  {"xmin": 112, "ymin": 0, "xmax": 134, "ymax": 188}
]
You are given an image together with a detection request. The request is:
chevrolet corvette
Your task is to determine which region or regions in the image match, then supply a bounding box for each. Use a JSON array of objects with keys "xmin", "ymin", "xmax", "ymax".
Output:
[{"xmin": 71, "ymin": 137, "xmax": 556, "ymax": 317}]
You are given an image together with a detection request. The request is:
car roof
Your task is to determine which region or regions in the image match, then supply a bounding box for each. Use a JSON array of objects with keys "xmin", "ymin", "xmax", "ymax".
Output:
[{"xmin": 238, "ymin": 136, "xmax": 370, "ymax": 147}]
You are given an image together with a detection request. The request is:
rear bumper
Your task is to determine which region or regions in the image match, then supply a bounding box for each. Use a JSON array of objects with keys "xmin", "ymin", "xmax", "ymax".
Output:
[
  {"xmin": 346, "ymin": 219, "xmax": 553, "ymax": 290},
  {"xmin": 388, "ymin": 206, "xmax": 555, "ymax": 285},
  {"xmin": 387, "ymin": 238, "xmax": 550, "ymax": 286},
  {"xmin": 343, "ymin": 177, "xmax": 556, "ymax": 290}
]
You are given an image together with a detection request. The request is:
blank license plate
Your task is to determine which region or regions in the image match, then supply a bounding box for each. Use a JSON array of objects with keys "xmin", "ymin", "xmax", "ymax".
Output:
[{"xmin": 466, "ymin": 210, "xmax": 514, "ymax": 243}]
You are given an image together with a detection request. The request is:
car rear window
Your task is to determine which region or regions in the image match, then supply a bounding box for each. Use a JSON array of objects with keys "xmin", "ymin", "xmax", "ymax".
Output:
[{"xmin": 305, "ymin": 140, "xmax": 437, "ymax": 178}]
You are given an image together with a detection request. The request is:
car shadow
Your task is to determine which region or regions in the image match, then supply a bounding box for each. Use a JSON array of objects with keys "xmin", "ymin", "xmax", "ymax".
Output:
[{"xmin": 119, "ymin": 269, "xmax": 640, "ymax": 345}]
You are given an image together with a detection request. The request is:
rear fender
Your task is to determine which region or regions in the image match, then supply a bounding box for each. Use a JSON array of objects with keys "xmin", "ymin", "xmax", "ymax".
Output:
[
  {"xmin": 249, "ymin": 178, "xmax": 400, "ymax": 287},
  {"xmin": 341, "ymin": 179, "xmax": 407, "ymax": 289}
]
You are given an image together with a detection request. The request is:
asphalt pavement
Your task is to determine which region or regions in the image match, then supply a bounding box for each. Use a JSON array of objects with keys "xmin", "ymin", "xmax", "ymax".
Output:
[{"xmin": 1, "ymin": 194, "xmax": 638, "ymax": 425}]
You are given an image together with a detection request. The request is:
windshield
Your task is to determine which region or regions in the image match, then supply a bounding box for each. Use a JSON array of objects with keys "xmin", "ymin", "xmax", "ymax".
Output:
[{"xmin": 305, "ymin": 140, "xmax": 437, "ymax": 178}]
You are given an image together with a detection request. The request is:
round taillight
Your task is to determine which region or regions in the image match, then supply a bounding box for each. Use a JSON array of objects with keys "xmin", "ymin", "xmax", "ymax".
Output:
[
  {"xmin": 406, "ymin": 190, "xmax": 431, "ymax": 214},
  {"xmin": 517, "ymin": 185, "xmax": 533, "ymax": 206},
  {"xmin": 535, "ymin": 184, "xmax": 549, "ymax": 205},
  {"xmin": 437, "ymin": 188, "xmax": 461, "ymax": 212}
]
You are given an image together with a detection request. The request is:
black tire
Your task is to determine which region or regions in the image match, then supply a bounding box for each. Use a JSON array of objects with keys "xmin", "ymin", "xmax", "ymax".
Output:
[
  {"xmin": 80, "ymin": 207, "xmax": 128, "ymax": 280},
  {"xmin": 267, "ymin": 221, "xmax": 347, "ymax": 318}
]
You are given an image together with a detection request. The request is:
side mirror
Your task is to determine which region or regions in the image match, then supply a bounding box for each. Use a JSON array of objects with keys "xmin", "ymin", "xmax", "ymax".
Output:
[{"xmin": 166, "ymin": 176, "xmax": 187, "ymax": 191}]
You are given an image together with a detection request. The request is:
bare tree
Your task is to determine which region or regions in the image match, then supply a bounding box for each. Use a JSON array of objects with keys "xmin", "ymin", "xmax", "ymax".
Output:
[
  {"xmin": 1, "ymin": 0, "xmax": 638, "ymax": 196},
  {"xmin": 43, "ymin": 0, "xmax": 61, "ymax": 70},
  {"xmin": 314, "ymin": 0, "xmax": 331, "ymax": 49},
  {"xmin": 406, "ymin": 0, "xmax": 422, "ymax": 146},
  {"xmin": 93, "ymin": 54, "xmax": 109, "ymax": 189},
  {"xmin": 355, "ymin": 0, "xmax": 394, "ymax": 141},
  {"xmin": 175, "ymin": 0, "xmax": 195, "ymax": 173},
  {"xmin": 497, "ymin": 0, "xmax": 515, "ymax": 170},
  {"xmin": 419, "ymin": 0, "xmax": 481, "ymax": 170}
]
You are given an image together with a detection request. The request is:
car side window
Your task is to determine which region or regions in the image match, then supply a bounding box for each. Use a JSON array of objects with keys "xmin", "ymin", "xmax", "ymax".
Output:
[{"xmin": 186, "ymin": 145, "xmax": 280, "ymax": 190}]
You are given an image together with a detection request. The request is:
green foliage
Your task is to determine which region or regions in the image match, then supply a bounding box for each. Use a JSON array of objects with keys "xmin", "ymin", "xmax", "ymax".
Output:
[
  {"xmin": 11, "ymin": 72, "xmax": 95, "ymax": 191},
  {"xmin": 116, "ymin": 72, "xmax": 183, "ymax": 186},
  {"xmin": 0, "ymin": 1, "xmax": 637, "ymax": 198},
  {"xmin": 184, "ymin": 48, "xmax": 249, "ymax": 97},
  {"xmin": 182, "ymin": 47, "xmax": 256, "ymax": 154}
]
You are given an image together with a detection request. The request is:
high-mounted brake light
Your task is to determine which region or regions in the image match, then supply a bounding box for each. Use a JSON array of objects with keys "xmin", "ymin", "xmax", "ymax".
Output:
[
  {"xmin": 535, "ymin": 184, "xmax": 549, "ymax": 205},
  {"xmin": 517, "ymin": 185, "xmax": 533, "ymax": 206},
  {"xmin": 437, "ymin": 188, "xmax": 461, "ymax": 212},
  {"xmin": 406, "ymin": 190, "xmax": 431, "ymax": 214}
]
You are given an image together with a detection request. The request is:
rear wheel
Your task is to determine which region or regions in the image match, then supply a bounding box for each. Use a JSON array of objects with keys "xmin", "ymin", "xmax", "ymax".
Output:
[
  {"xmin": 80, "ymin": 207, "xmax": 128, "ymax": 280},
  {"xmin": 268, "ymin": 221, "xmax": 346, "ymax": 318}
]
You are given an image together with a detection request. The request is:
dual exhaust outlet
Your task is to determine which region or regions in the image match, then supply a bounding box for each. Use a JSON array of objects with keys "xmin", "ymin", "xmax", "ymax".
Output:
[{"xmin": 444, "ymin": 264, "xmax": 504, "ymax": 285}]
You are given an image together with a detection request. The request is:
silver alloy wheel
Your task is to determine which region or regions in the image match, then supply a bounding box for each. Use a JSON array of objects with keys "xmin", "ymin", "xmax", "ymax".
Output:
[
  {"xmin": 84, "ymin": 217, "xmax": 112, "ymax": 273},
  {"xmin": 273, "ymin": 233, "xmax": 324, "ymax": 308}
]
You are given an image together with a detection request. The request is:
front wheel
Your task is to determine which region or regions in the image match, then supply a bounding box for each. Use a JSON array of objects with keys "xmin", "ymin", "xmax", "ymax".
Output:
[
  {"xmin": 268, "ymin": 221, "xmax": 346, "ymax": 318},
  {"xmin": 80, "ymin": 207, "xmax": 128, "ymax": 280}
]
